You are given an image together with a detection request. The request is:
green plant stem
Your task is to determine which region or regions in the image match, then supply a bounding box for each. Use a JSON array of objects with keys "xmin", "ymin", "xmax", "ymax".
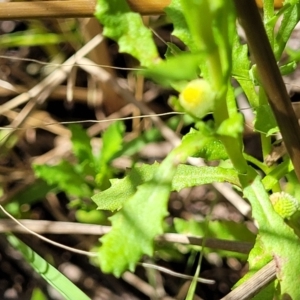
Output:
[{"xmin": 234, "ymin": 0, "xmax": 300, "ymax": 184}]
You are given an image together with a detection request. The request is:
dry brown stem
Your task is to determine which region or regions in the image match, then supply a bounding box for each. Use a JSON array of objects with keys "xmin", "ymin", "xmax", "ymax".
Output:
[{"xmin": 0, "ymin": 0, "xmax": 171, "ymax": 20}]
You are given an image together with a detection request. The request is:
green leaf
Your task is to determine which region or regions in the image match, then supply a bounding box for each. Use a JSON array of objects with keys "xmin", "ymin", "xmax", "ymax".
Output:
[
  {"xmin": 140, "ymin": 52, "xmax": 202, "ymax": 87},
  {"xmin": 254, "ymin": 105, "xmax": 279, "ymax": 136},
  {"xmin": 94, "ymin": 0, "xmax": 159, "ymax": 67},
  {"xmin": 237, "ymin": 175, "xmax": 300, "ymax": 298},
  {"xmin": 70, "ymin": 124, "xmax": 94, "ymax": 165},
  {"xmin": 7, "ymin": 234, "xmax": 90, "ymax": 300},
  {"xmin": 274, "ymin": 4, "xmax": 300, "ymax": 59},
  {"xmin": 0, "ymin": 32, "xmax": 69, "ymax": 47},
  {"xmin": 217, "ymin": 112, "xmax": 244, "ymax": 138},
  {"xmin": 98, "ymin": 157, "xmax": 177, "ymax": 276},
  {"xmin": 183, "ymin": 129, "xmax": 228, "ymax": 160},
  {"xmin": 95, "ymin": 121, "xmax": 125, "ymax": 187},
  {"xmin": 165, "ymin": 42, "xmax": 184, "ymax": 58},
  {"xmin": 92, "ymin": 164, "xmax": 239, "ymax": 211},
  {"xmin": 232, "ymin": 37, "xmax": 259, "ymax": 108},
  {"xmin": 30, "ymin": 288, "xmax": 47, "ymax": 300},
  {"xmin": 33, "ymin": 161, "xmax": 92, "ymax": 198},
  {"xmin": 174, "ymin": 218, "xmax": 255, "ymax": 258},
  {"xmin": 179, "ymin": 0, "xmax": 215, "ymax": 52},
  {"xmin": 99, "ymin": 121, "xmax": 125, "ymax": 163},
  {"xmin": 165, "ymin": 0, "xmax": 197, "ymax": 52},
  {"xmin": 9, "ymin": 180, "xmax": 54, "ymax": 205}
]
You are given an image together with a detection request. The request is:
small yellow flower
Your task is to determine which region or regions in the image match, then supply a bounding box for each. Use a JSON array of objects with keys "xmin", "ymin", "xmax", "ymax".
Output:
[{"xmin": 179, "ymin": 79, "xmax": 215, "ymax": 118}]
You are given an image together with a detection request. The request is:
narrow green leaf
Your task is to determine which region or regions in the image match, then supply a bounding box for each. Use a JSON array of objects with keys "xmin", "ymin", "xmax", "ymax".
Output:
[
  {"xmin": 0, "ymin": 32, "xmax": 69, "ymax": 47},
  {"xmin": 7, "ymin": 234, "xmax": 90, "ymax": 300},
  {"xmin": 275, "ymin": 4, "xmax": 300, "ymax": 59},
  {"xmin": 94, "ymin": 0, "xmax": 159, "ymax": 67}
]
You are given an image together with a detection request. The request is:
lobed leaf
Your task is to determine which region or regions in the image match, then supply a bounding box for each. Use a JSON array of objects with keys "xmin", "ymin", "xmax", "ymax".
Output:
[
  {"xmin": 94, "ymin": 0, "xmax": 159, "ymax": 67},
  {"xmin": 92, "ymin": 164, "xmax": 239, "ymax": 211},
  {"xmin": 98, "ymin": 157, "xmax": 177, "ymax": 276}
]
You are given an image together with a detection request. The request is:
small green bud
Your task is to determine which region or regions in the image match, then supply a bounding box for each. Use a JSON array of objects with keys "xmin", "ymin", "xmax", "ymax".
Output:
[
  {"xmin": 179, "ymin": 79, "xmax": 216, "ymax": 119},
  {"xmin": 270, "ymin": 192, "xmax": 300, "ymax": 219}
]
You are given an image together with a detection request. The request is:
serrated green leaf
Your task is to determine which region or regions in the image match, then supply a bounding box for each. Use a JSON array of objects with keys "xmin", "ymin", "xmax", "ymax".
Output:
[
  {"xmin": 7, "ymin": 234, "xmax": 90, "ymax": 300},
  {"xmin": 92, "ymin": 164, "xmax": 239, "ymax": 211},
  {"xmin": 33, "ymin": 161, "xmax": 92, "ymax": 198},
  {"xmin": 94, "ymin": 0, "xmax": 159, "ymax": 67},
  {"xmin": 254, "ymin": 105, "xmax": 279, "ymax": 136},
  {"xmin": 236, "ymin": 175, "xmax": 300, "ymax": 298},
  {"xmin": 98, "ymin": 158, "xmax": 176, "ymax": 276},
  {"xmin": 165, "ymin": 0, "xmax": 197, "ymax": 52}
]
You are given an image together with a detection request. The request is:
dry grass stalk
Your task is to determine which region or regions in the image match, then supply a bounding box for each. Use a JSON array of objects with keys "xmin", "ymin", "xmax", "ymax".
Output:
[{"xmin": 0, "ymin": 0, "xmax": 171, "ymax": 20}]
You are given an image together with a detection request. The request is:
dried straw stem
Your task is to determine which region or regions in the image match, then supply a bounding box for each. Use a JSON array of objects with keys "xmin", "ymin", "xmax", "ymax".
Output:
[{"xmin": 0, "ymin": 0, "xmax": 171, "ymax": 20}]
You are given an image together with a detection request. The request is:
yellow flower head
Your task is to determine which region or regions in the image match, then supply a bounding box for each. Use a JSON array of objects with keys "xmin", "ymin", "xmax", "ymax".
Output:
[{"xmin": 179, "ymin": 79, "xmax": 215, "ymax": 118}]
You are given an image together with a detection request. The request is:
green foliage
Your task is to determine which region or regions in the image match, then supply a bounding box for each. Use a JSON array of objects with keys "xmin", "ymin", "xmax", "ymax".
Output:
[
  {"xmin": 140, "ymin": 53, "xmax": 202, "ymax": 87},
  {"xmin": 34, "ymin": 161, "xmax": 93, "ymax": 198},
  {"xmin": 91, "ymin": 0, "xmax": 300, "ymax": 297},
  {"xmin": 95, "ymin": 121, "xmax": 125, "ymax": 188},
  {"xmin": 174, "ymin": 218, "xmax": 255, "ymax": 258},
  {"xmin": 254, "ymin": 104, "xmax": 279, "ymax": 136},
  {"xmin": 92, "ymin": 164, "xmax": 239, "ymax": 211},
  {"xmin": 94, "ymin": 0, "xmax": 159, "ymax": 67},
  {"xmin": 7, "ymin": 234, "xmax": 90, "ymax": 300},
  {"xmin": 12, "ymin": 0, "xmax": 300, "ymax": 297},
  {"xmin": 30, "ymin": 288, "xmax": 47, "ymax": 300},
  {"xmin": 165, "ymin": 0, "xmax": 197, "ymax": 52},
  {"xmin": 239, "ymin": 176, "xmax": 300, "ymax": 299},
  {"xmin": 98, "ymin": 156, "xmax": 177, "ymax": 276}
]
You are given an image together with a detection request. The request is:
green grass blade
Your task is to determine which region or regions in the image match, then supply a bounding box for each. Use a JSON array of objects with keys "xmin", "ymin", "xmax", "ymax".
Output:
[{"xmin": 6, "ymin": 234, "xmax": 90, "ymax": 300}]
